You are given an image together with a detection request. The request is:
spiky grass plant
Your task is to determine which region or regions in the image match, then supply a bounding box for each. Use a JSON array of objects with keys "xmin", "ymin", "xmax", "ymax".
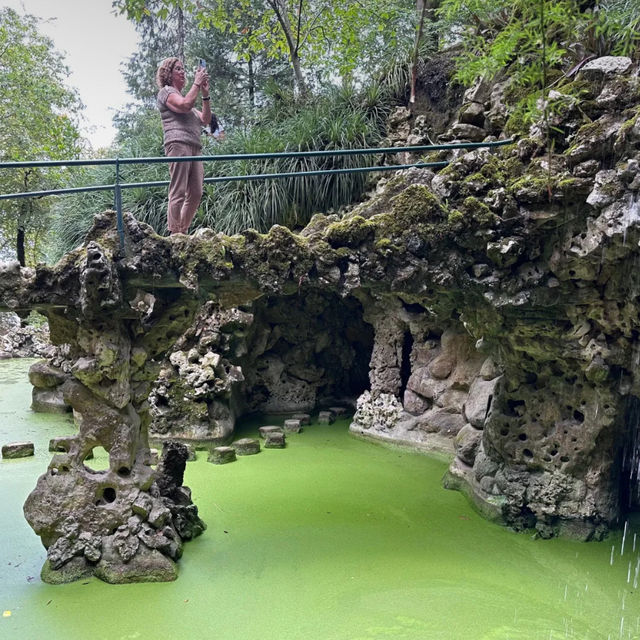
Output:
[{"xmin": 192, "ymin": 85, "xmax": 391, "ymax": 234}]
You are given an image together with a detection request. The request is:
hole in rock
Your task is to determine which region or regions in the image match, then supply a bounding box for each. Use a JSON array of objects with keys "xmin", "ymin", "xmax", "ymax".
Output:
[
  {"xmin": 399, "ymin": 331, "xmax": 414, "ymax": 398},
  {"xmin": 505, "ymin": 399, "xmax": 525, "ymax": 417},
  {"xmin": 402, "ymin": 301, "xmax": 425, "ymax": 314},
  {"xmin": 573, "ymin": 410, "xmax": 584, "ymax": 423},
  {"xmin": 117, "ymin": 467, "xmax": 131, "ymax": 477},
  {"xmin": 560, "ymin": 455, "xmax": 570, "ymax": 463},
  {"xmin": 523, "ymin": 449, "xmax": 533, "ymax": 458},
  {"xmin": 500, "ymin": 427, "xmax": 509, "ymax": 436},
  {"xmin": 518, "ymin": 433, "xmax": 527, "ymax": 441},
  {"xmin": 102, "ymin": 487, "xmax": 116, "ymax": 503},
  {"xmin": 83, "ymin": 446, "xmax": 110, "ymax": 472}
]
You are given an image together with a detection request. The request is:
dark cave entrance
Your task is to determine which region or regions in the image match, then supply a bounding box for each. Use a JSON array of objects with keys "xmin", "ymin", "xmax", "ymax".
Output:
[
  {"xmin": 241, "ymin": 291, "xmax": 374, "ymax": 414},
  {"xmin": 399, "ymin": 330, "xmax": 414, "ymax": 398},
  {"xmin": 619, "ymin": 395, "xmax": 640, "ymax": 514}
]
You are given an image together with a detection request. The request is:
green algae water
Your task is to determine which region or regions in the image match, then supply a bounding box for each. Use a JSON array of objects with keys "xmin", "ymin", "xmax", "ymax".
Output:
[{"xmin": 1, "ymin": 359, "xmax": 639, "ymax": 640}]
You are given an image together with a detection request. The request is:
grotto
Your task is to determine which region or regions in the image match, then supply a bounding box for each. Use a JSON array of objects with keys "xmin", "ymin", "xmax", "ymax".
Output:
[{"xmin": 2, "ymin": 54, "xmax": 640, "ymax": 589}]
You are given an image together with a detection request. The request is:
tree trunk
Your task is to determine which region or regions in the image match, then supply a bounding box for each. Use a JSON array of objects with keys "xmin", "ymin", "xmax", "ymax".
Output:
[
  {"xmin": 16, "ymin": 224, "xmax": 26, "ymax": 267},
  {"xmin": 248, "ymin": 54, "xmax": 255, "ymax": 109},
  {"xmin": 410, "ymin": 0, "xmax": 428, "ymax": 104},
  {"xmin": 176, "ymin": 6, "xmax": 185, "ymax": 62},
  {"xmin": 267, "ymin": 0, "xmax": 308, "ymax": 97}
]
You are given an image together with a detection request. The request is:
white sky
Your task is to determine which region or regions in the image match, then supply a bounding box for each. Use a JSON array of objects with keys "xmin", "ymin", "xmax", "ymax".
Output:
[{"xmin": 4, "ymin": 0, "xmax": 139, "ymax": 150}]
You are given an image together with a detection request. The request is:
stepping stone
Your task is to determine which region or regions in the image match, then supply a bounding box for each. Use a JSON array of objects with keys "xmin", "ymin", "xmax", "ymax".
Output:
[
  {"xmin": 318, "ymin": 411, "xmax": 335, "ymax": 424},
  {"xmin": 259, "ymin": 425, "xmax": 282, "ymax": 439},
  {"xmin": 233, "ymin": 438, "xmax": 260, "ymax": 455},
  {"xmin": 264, "ymin": 431, "xmax": 286, "ymax": 449},
  {"xmin": 328, "ymin": 406, "xmax": 348, "ymax": 416},
  {"xmin": 291, "ymin": 413, "xmax": 311, "ymax": 425},
  {"xmin": 2, "ymin": 441, "xmax": 34, "ymax": 459},
  {"xmin": 208, "ymin": 446, "xmax": 236, "ymax": 464},
  {"xmin": 284, "ymin": 419, "xmax": 302, "ymax": 433}
]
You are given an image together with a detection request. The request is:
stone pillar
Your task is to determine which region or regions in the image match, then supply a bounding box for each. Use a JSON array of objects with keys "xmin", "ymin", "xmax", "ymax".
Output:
[{"xmin": 23, "ymin": 241, "xmax": 206, "ymax": 583}]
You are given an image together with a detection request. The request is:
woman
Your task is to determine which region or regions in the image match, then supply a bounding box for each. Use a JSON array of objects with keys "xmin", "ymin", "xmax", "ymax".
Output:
[{"xmin": 156, "ymin": 57, "xmax": 211, "ymax": 235}]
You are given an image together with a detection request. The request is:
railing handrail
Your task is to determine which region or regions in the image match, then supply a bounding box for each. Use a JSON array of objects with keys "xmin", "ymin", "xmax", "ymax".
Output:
[
  {"xmin": 0, "ymin": 161, "xmax": 453, "ymax": 201},
  {"xmin": 0, "ymin": 138, "xmax": 515, "ymax": 251},
  {"xmin": 0, "ymin": 139, "xmax": 513, "ymax": 171}
]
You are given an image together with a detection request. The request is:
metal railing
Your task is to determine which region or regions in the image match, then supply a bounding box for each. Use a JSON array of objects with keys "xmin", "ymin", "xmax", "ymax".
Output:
[{"xmin": 0, "ymin": 139, "xmax": 514, "ymax": 250}]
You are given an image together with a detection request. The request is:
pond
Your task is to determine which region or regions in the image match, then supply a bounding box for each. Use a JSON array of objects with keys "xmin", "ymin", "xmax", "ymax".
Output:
[{"xmin": 0, "ymin": 358, "xmax": 638, "ymax": 639}]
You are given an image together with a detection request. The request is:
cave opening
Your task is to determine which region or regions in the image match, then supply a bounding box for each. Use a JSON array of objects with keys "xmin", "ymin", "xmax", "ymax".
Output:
[
  {"xmin": 399, "ymin": 330, "xmax": 414, "ymax": 398},
  {"xmin": 242, "ymin": 291, "xmax": 374, "ymax": 415},
  {"xmin": 619, "ymin": 395, "xmax": 640, "ymax": 515}
]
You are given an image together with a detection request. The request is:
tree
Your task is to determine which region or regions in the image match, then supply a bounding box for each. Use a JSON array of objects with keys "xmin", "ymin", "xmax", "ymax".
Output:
[
  {"xmin": 0, "ymin": 8, "xmax": 84, "ymax": 265},
  {"xmin": 114, "ymin": 0, "xmax": 417, "ymax": 98}
]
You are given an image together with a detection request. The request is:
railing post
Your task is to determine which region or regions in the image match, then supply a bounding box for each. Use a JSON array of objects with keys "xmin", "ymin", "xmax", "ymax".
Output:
[{"xmin": 114, "ymin": 157, "xmax": 124, "ymax": 252}]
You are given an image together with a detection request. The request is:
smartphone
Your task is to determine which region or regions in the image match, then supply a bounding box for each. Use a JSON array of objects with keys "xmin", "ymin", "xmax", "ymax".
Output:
[{"xmin": 199, "ymin": 59, "xmax": 206, "ymax": 68}]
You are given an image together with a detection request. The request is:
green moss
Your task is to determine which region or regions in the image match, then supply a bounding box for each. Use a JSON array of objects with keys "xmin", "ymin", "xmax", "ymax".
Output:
[
  {"xmin": 41, "ymin": 558, "xmax": 94, "ymax": 584},
  {"xmin": 447, "ymin": 209, "xmax": 464, "ymax": 225},
  {"xmin": 505, "ymin": 109, "xmax": 529, "ymax": 136},
  {"xmin": 325, "ymin": 216, "xmax": 375, "ymax": 247},
  {"xmin": 460, "ymin": 197, "xmax": 498, "ymax": 227},
  {"xmin": 375, "ymin": 237, "xmax": 395, "ymax": 250},
  {"xmin": 615, "ymin": 107, "xmax": 640, "ymax": 148},
  {"xmin": 507, "ymin": 174, "xmax": 552, "ymax": 203},
  {"xmin": 390, "ymin": 184, "xmax": 445, "ymax": 221},
  {"xmin": 423, "ymin": 150, "xmax": 449, "ymax": 163}
]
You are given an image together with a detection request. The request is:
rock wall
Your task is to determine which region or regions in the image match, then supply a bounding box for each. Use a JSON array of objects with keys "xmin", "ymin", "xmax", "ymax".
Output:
[{"xmin": 0, "ymin": 311, "xmax": 53, "ymax": 359}]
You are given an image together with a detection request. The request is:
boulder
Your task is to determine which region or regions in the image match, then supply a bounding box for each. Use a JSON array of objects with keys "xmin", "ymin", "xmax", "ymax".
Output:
[
  {"xmin": 28, "ymin": 361, "xmax": 67, "ymax": 389},
  {"xmin": 31, "ymin": 387, "xmax": 71, "ymax": 414},
  {"xmin": 579, "ymin": 56, "xmax": 633, "ymax": 79},
  {"xmin": 417, "ymin": 409, "xmax": 466, "ymax": 436},
  {"xmin": 464, "ymin": 377, "xmax": 500, "ymax": 428},
  {"xmin": 455, "ymin": 424, "xmax": 483, "ymax": 466}
]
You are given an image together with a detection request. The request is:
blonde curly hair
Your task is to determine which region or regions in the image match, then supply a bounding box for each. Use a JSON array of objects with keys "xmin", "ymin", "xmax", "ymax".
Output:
[{"xmin": 156, "ymin": 57, "xmax": 181, "ymax": 89}]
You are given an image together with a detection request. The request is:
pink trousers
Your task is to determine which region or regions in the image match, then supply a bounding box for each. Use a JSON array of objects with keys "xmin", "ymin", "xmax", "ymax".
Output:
[{"xmin": 165, "ymin": 141, "xmax": 203, "ymax": 234}]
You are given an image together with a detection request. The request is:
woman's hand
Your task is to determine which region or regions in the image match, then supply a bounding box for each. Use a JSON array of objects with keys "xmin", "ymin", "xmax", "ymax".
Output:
[
  {"xmin": 194, "ymin": 67, "xmax": 208, "ymax": 89},
  {"xmin": 201, "ymin": 74, "xmax": 210, "ymax": 95}
]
